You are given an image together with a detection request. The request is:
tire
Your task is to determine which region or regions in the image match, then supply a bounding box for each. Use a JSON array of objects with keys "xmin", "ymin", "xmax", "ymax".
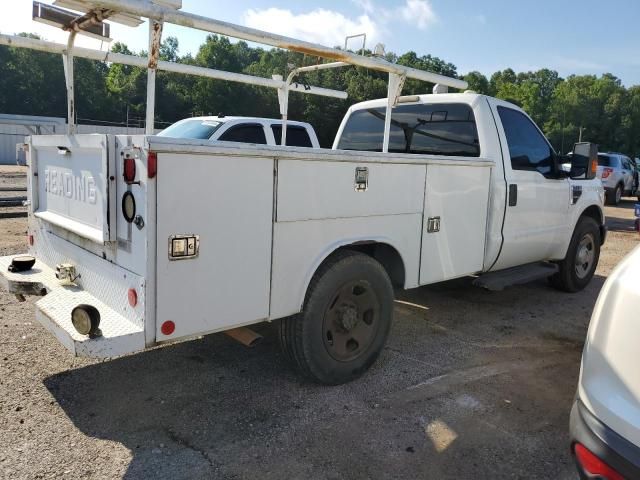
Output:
[
  {"xmin": 609, "ymin": 184, "xmax": 623, "ymax": 205},
  {"xmin": 549, "ymin": 217, "xmax": 601, "ymax": 293},
  {"xmin": 278, "ymin": 250, "xmax": 394, "ymax": 385}
]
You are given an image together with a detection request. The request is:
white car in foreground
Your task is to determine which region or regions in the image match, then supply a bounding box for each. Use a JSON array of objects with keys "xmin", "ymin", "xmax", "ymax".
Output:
[{"xmin": 571, "ymin": 245, "xmax": 640, "ymax": 479}]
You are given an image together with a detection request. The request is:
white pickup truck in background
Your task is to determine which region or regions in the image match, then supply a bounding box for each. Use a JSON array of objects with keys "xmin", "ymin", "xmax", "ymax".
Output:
[
  {"xmin": 158, "ymin": 116, "xmax": 320, "ymax": 148},
  {"xmin": 0, "ymin": 91, "xmax": 606, "ymax": 384}
]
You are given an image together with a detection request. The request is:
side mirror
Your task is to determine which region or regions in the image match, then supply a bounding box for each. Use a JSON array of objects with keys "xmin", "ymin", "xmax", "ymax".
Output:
[{"xmin": 570, "ymin": 142, "xmax": 598, "ymax": 180}]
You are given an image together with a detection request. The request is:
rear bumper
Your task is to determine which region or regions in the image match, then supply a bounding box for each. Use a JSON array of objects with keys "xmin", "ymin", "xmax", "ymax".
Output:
[
  {"xmin": 570, "ymin": 398, "xmax": 640, "ymax": 479},
  {"xmin": 0, "ymin": 254, "xmax": 144, "ymax": 358}
]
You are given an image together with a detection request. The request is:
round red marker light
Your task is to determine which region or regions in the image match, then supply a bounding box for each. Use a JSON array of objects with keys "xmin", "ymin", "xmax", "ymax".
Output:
[
  {"xmin": 161, "ymin": 321, "xmax": 175, "ymax": 336},
  {"xmin": 128, "ymin": 288, "xmax": 137, "ymax": 307}
]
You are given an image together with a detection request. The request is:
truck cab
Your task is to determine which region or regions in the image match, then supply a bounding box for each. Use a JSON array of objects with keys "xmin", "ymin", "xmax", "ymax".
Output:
[{"xmin": 333, "ymin": 92, "xmax": 606, "ymax": 279}]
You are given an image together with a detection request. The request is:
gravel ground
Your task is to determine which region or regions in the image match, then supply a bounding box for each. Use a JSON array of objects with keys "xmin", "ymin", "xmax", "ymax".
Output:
[{"xmin": 0, "ymin": 166, "xmax": 638, "ymax": 479}]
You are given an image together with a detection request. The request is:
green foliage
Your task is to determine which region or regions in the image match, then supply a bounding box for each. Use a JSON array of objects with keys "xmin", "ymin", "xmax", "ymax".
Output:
[{"xmin": 0, "ymin": 33, "xmax": 638, "ymax": 154}]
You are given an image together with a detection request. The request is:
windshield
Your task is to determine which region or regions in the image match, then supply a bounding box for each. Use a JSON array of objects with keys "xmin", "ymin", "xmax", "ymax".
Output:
[{"xmin": 158, "ymin": 119, "xmax": 222, "ymax": 139}]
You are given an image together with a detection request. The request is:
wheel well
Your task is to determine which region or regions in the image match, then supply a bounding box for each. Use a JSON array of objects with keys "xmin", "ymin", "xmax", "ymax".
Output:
[
  {"xmin": 580, "ymin": 205, "xmax": 603, "ymax": 226},
  {"xmin": 580, "ymin": 205, "xmax": 606, "ymax": 245},
  {"xmin": 333, "ymin": 242, "xmax": 406, "ymax": 288}
]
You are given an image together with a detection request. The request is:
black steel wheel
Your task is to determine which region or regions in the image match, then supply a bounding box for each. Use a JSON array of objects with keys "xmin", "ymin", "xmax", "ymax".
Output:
[
  {"xmin": 322, "ymin": 279, "xmax": 382, "ymax": 362},
  {"xmin": 278, "ymin": 250, "xmax": 394, "ymax": 385}
]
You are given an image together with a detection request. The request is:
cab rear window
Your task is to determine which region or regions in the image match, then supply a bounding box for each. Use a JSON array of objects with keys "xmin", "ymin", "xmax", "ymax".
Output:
[
  {"xmin": 271, "ymin": 125, "xmax": 313, "ymax": 147},
  {"xmin": 337, "ymin": 103, "xmax": 480, "ymax": 157}
]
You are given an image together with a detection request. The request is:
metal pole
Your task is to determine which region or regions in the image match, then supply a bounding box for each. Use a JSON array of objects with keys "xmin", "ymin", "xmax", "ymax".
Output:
[
  {"xmin": 63, "ymin": 30, "xmax": 78, "ymax": 134},
  {"xmin": 146, "ymin": 20, "xmax": 163, "ymax": 134},
  {"xmin": 344, "ymin": 33, "xmax": 366, "ymax": 55},
  {"xmin": 273, "ymin": 75, "xmax": 289, "ymax": 146},
  {"xmin": 76, "ymin": 0, "xmax": 468, "ymax": 90},
  {"xmin": 382, "ymin": 73, "xmax": 405, "ymax": 153},
  {"xmin": 0, "ymin": 34, "xmax": 347, "ymax": 100},
  {"xmin": 282, "ymin": 61, "xmax": 352, "ymax": 145}
]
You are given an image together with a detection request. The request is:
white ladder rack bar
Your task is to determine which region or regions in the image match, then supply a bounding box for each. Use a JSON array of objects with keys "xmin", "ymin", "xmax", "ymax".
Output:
[
  {"xmin": 79, "ymin": 0, "xmax": 467, "ymax": 90},
  {"xmin": 0, "ymin": 33, "xmax": 347, "ymax": 97}
]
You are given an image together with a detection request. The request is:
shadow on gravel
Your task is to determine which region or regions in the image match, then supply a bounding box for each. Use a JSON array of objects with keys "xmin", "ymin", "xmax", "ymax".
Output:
[
  {"xmin": 606, "ymin": 216, "xmax": 638, "ymax": 233},
  {"xmin": 41, "ymin": 274, "xmax": 606, "ymax": 479},
  {"xmin": 42, "ymin": 324, "xmax": 307, "ymax": 479}
]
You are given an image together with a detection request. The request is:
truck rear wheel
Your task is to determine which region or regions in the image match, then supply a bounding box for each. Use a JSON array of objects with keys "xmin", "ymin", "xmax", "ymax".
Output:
[
  {"xmin": 549, "ymin": 217, "xmax": 600, "ymax": 293},
  {"xmin": 278, "ymin": 250, "xmax": 394, "ymax": 385}
]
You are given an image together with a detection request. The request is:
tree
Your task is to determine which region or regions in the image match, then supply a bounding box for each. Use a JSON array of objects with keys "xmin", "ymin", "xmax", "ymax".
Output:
[
  {"xmin": 1, "ymin": 32, "xmax": 638, "ymax": 155},
  {"xmin": 463, "ymin": 71, "xmax": 490, "ymax": 94}
]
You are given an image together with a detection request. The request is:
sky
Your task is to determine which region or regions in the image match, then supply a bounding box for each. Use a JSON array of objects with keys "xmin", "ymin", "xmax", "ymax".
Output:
[{"xmin": 2, "ymin": 0, "xmax": 640, "ymax": 86}]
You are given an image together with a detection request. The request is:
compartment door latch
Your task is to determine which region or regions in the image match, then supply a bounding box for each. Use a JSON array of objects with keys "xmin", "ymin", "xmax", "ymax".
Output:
[
  {"xmin": 426, "ymin": 216, "xmax": 441, "ymax": 233},
  {"xmin": 354, "ymin": 167, "xmax": 369, "ymax": 192},
  {"xmin": 169, "ymin": 234, "xmax": 200, "ymax": 260}
]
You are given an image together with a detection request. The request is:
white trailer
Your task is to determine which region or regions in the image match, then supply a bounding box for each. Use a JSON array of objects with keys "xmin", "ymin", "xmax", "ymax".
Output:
[{"xmin": 0, "ymin": 1, "xmax": 606, "ymax": 384}]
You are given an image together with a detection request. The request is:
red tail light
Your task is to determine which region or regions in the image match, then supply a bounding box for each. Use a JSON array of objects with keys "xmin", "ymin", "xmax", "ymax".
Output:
[
  {"xmin": 574, "ymin": 443, "xmax": 624, "ymax": 480},
  {"xmin": 147, "ymin": 151, "xmax": 157, "ymax": 179},
  {"xmin": 124, "ymin": 156, "xmax": 136, "ymax": 183},
  {"xmin": 602, "ymin": 167, "xmax": 613, "ymax": 179}
]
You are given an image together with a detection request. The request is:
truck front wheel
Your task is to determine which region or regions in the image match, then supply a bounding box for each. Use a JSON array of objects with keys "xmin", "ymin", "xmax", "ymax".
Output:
[
  {"xmin": 278, "ymin": 250, "xmax": 394, "ymax": 385},
  {"xmin": 549, "ymin": 217, "xmax": 601, "ymax": 292}
]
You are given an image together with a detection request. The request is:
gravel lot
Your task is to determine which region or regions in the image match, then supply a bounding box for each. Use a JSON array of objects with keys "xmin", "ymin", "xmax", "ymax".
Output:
[{"xmin": 0, "ymin": 167, "xmax": 638, "ymax": 479}]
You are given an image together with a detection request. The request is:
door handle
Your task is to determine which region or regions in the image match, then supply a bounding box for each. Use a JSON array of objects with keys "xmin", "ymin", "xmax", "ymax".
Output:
[{"xmin": 508, "ymin": 184, "xmax": 518, "ymax": 206}]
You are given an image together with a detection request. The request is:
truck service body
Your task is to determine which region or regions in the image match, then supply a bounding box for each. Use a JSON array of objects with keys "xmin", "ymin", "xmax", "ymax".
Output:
[
  {"xmin": 0, "ymin": 92, "xmax": 605, "ymax": 381},
  {"xmin": 0, "ymin": 0, "xmax": 605, "ymax": 384}
]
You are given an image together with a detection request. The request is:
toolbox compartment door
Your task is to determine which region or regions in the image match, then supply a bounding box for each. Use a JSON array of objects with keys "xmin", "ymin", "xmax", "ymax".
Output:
[
  {"xmin": 30, "ymin": 134, "xmax": 114, "ymax": 244},
  {"xmin": 420, "ymin": 164, "xmax": 491, "ymax": 284},
  {"xmin": 155, "ymin": 152, "xmax": 274, "ymax": 341}
]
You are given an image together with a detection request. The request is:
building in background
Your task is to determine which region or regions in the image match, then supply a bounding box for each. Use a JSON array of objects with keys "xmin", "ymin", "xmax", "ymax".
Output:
[{"xmin": 0, "ymin": 114, "xmax": 152, "ymax": 165}]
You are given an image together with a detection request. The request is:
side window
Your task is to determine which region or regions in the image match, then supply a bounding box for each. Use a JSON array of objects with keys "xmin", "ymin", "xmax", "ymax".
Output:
[
  {"xmin": 218, "ymin": 124, "xmax": 267, "ymax": 144},
  {"xmin": 497, "ymin": 106, "xmax": 554, "ymax": 176},
  {"xmin": 337, "ymin": 103, "xmax": 480, "ymax": 157},
  {"xmin": 271, "ymin": 125, "xmax": 314, "ymax": 147}
]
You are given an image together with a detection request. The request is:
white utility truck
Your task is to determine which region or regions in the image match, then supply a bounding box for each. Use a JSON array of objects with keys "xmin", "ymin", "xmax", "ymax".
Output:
[{"xmin": 0, "ymin": 0, "xmax": 606, "ymax": 384}]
